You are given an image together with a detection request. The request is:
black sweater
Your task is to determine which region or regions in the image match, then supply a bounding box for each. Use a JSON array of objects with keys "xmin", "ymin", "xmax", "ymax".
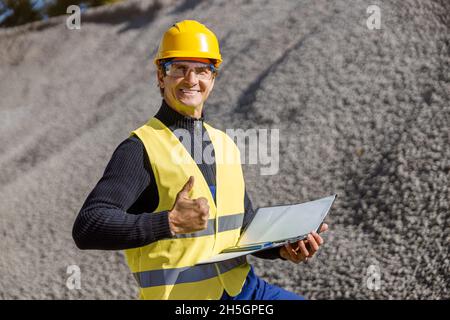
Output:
[{"xmin": 72, "ymin": 100, "xmax": 280, "ymax": 260}]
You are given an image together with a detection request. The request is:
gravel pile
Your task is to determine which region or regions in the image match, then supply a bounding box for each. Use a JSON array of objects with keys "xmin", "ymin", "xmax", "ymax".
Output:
[{"xmin": 0, "ymin": 0, "xmax": 448, "ymax": 299}]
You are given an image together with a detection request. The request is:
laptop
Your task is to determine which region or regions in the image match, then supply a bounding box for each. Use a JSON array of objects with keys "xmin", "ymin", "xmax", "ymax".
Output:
[{"xmin": 197, "ymin": 194, "xmax": 337, "ymax": 264}]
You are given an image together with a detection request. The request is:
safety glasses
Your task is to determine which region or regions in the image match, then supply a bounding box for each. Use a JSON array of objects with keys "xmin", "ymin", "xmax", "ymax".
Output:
[{"xmin": 162, "ymin": 60, "xmax": 217, "ymax": 80}]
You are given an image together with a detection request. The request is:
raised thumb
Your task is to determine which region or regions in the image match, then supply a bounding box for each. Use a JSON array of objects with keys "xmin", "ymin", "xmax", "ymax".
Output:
[{"xmin": 179, "ymin": 176, "xmax": 194, "ymax": 197}]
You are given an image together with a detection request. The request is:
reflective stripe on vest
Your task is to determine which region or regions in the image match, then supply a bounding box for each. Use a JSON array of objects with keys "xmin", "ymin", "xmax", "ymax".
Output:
[
  {"xmin": 133, "ymin": 256, "xmax": 246, "ymax": 288},
  {"xmin": 124, "ymin": 117, "xmax": 250, "ymax": 300},
  {"xmin": 173, "ymin": 213, "xmax": 244, "ymax": 239}
]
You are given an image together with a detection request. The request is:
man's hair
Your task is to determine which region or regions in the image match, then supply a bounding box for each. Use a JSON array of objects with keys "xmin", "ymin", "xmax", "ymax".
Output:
[{"xmin": 157, "ymin": 59, "xmax": 171, "ymax": 97}]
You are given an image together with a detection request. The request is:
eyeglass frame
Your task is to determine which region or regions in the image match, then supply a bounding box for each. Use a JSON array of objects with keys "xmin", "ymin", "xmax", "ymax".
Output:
[{"xmin": 160, "ymin": 59, "xmax": 218, "ymax": 80}]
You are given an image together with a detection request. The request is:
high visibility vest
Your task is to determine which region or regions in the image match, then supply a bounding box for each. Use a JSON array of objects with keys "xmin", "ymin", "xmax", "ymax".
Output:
[{"xmin": 125, "ymin": 117, "xmax": 250, "ymax": 300}]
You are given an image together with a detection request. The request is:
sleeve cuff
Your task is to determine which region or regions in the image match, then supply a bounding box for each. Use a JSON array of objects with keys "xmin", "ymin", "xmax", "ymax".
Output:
[
  {"xmin": 251, "ymin": 247, "xmax": 284, "ymax": 260},
  {"xmin": 144, "ymin": 211, "xmax": 174, "ymax": 242}
]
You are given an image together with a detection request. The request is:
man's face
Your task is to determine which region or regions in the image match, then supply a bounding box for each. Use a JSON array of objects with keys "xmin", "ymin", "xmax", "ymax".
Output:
[{"xmin": 157, "ymin": 58, "xmax": 215, "ymax": 113}]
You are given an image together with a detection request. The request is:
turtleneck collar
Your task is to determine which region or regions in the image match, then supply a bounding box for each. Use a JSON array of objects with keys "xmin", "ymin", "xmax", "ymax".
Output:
[{"xmin": 155, "ymin": 99, "xmax": 205, "ymax": 131}]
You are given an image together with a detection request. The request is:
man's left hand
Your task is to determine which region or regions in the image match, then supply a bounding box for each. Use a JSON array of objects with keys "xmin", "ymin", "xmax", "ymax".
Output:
[{"xmin": 279, "ymin": 223, "xmax": 329, "ymax": 264}]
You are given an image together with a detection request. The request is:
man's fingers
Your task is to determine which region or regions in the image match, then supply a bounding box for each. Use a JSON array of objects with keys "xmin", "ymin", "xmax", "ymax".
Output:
[
  {"xmin": 283, "ymin": 234, "xmax": 327, "ymax": 264},
  {"xmin": 298, "ymin": 240, "xmax": 309, "ymax": 258},
  {"xmin": 282, "ymin": 243, "xmax": 309, "ymax": 264},
  {"xmin": 307, "ymin": 234, "xmax": 319, "ymax": 253},
  {"xmin": 319, "ymin": 223, "xmax": 328, "ymax": 233},
  {"xmin": 281, "ymin": 246, "xmax": 297, "ymax": 262},
  {"xmin": 179, "ymin": 176, "xmax": 194, "ymax": 197},
  {"xmin": 195, "ymin": 197, "xmax": 208, "ymax": 207},
  {"xmin": 194, "ymin": 197, "xmax": 209, "ymax": 225},
  {"xmin": 312, "ymin": 231, "xmax": 323, "ymax": 245},
  {"xmin": 284, "ymin": 243, "xmax": 298, "ymax": 261},
  {"xmin": 201, "ymin": 207, "xmax": 209, "ymax": 221}
]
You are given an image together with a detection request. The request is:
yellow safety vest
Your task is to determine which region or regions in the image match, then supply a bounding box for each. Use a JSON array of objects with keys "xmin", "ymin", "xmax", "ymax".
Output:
[{"xmin": 125, "ymin": 117, "xmax": 250, "ymax": 299}]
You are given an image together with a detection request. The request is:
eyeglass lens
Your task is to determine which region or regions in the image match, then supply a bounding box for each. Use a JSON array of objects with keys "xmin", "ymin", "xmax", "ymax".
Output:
[{"xmin": 166, "ymin": 62, "xmax": 214, "ymax": 80}]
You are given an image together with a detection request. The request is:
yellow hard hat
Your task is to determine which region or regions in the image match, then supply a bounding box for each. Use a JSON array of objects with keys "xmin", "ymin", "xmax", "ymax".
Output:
[{"xmin": 154, "ymin": 20, "xmax": 222, "ymax": 67}]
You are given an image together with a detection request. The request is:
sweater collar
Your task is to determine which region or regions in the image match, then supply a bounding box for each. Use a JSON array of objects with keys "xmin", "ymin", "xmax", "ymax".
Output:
[{"xmin": 155, "ymin": 99, "xmax": 204, "ymax": 131}]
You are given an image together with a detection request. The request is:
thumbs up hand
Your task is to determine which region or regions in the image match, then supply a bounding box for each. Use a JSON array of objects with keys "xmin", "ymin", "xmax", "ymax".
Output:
[{"xmin": 168, "ymin": 176, "xmax": 210, "ymax": 235}]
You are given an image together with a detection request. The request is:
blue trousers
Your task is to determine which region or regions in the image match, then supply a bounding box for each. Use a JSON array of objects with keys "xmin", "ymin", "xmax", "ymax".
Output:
[{"xmin": 221, "ymin": 266, "xmax": 305, "ymax": 300}]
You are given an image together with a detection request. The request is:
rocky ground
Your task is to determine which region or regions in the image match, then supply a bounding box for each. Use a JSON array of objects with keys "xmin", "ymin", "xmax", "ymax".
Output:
[{"xmin": 0, "ymin": 0, "xmax": 448, "ymax": 299}]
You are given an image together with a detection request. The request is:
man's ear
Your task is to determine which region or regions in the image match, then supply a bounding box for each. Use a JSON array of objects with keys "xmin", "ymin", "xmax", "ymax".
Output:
[{"xmin": 157, "ymin": 69, "xmax": 164, "ymax": 89}]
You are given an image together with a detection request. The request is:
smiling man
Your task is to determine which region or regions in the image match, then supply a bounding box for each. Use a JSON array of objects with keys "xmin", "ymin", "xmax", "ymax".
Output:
[
  {"xmin": 158, "ymin": 57, "xmax": 215, "ymax": 118},
  {"xmin": 73, "ymin": 20, "xmax": 328, "ymax": 300}
]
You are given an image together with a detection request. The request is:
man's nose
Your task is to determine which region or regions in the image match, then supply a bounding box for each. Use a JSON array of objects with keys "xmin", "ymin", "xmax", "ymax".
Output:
[{"xmin": 184, "ymin": 69, "xmax": 199, "ymax": 84}]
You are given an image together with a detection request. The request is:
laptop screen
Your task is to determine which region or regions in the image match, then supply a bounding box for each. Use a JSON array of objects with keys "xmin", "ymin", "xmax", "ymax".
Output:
[{"xmin": 237, "ymin": 195, "xmax": 336, "ymax": 247}]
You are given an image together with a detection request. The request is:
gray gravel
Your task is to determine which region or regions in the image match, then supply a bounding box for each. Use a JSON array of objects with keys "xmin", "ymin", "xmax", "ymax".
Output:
[{"xmin": 0, "ymin": 0, "xmax": 448, "ymax": 299}]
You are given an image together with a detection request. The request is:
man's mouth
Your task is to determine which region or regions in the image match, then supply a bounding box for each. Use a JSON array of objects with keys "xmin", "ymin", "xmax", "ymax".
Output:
[{"xmin": 179, "ymin": 88, "xmax": 200, "ymax": 95}]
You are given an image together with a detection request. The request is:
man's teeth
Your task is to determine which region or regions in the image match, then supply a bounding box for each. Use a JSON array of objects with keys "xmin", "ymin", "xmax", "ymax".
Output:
[{"xmin": 181, "ymin": 89, "xmax": 199, "ymax": 92}]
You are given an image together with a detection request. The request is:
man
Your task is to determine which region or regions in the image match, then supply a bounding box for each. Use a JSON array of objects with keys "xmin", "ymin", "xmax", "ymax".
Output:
[{"xmin": 73, "ymin": 20, "xmax": 328, "ymax": 300}]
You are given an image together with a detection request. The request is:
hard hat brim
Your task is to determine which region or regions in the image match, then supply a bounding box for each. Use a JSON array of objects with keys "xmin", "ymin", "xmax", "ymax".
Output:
[{"xmin": 154, "ymin": 51, "xmax": 222, "ymax": 67}]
